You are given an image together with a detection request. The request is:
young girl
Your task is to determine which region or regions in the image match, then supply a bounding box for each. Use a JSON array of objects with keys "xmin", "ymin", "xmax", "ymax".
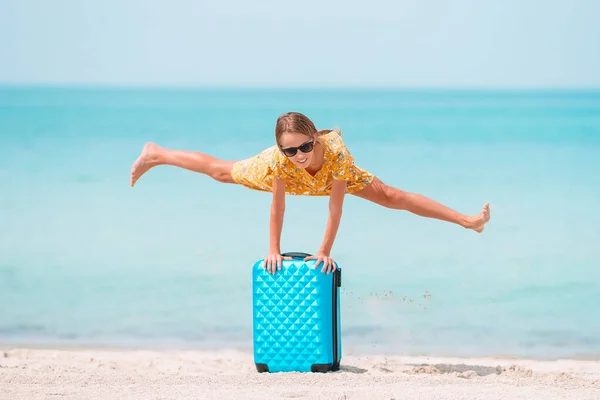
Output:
[{"xmin": 130, "ymin": 112, "xmax": 490, "ymax": 274}]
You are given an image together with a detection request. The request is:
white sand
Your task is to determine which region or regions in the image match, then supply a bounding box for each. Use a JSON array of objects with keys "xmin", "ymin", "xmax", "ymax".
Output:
[{"xmin": 1, "ymin": 347, "xmax": 599, "ymax": 400}]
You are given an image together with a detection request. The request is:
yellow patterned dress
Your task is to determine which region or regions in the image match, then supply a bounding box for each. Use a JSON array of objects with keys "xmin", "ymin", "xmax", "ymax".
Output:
[{"xmin": 231, "ymin": 131, "xmax": 375, "ymax": 196}]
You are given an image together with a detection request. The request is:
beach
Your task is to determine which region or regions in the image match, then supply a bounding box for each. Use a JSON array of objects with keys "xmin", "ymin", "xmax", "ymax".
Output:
[
  {"xmin": 2, "ymin": 88, "xmax": 600, "ymax": 399},
  {"xmin": 3, "ymin": 0, "xmax": 600, "ymax": 397},
  {"xmin": 2, "ymin": 347, "xmax": 599, "ymax": 400}
]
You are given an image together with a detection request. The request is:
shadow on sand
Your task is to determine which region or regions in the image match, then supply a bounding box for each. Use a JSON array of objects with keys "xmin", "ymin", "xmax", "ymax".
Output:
[
  {"xmin": 406, "ymin": 362, "xmax": 501, "ymax": 376},
  {"xmin": 339, "ymin": 365, "xmax": 368, "ymax": 374}
]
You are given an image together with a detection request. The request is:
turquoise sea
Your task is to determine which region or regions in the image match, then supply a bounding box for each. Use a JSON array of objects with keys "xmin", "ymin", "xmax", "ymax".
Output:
[{"xmin": 1, "ymin": 87, "xmax": 599, "ymax": 360}]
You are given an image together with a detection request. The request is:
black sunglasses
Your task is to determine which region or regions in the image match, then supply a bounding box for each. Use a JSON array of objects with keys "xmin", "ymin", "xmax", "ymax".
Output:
[{"xmin": 279, "ymin": 140, "xmax": 315, "ymax": 157}]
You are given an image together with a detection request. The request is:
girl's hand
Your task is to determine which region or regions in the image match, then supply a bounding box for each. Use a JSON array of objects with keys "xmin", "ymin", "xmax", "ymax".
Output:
[
  {"xmin": 305, "ymin": 253, "xmax": 337, "ymax": 274},
  {"xmin": 264, "ymin": 252, "xmax": 292, "ymax": 274}
]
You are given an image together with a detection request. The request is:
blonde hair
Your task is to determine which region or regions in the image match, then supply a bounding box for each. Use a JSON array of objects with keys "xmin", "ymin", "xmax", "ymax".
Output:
[{"xmin": 275, "ymin": 112, "xmax": 341, "ymax": 145}]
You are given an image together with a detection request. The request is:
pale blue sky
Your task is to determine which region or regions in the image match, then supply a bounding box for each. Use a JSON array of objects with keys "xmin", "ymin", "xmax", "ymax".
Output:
[{"xmin": 1, "ymin": 0, "xmax": 598, "ymax": 88}]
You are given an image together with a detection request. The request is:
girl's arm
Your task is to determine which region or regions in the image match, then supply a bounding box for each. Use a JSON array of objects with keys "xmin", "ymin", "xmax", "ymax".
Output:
[
  {"xmin": 265, "ymin": 176, "xmax": 291, "ymax": 273},
  {"xmin": 306, "ymin": 179, "xmax": 347, "ymax": 273}
]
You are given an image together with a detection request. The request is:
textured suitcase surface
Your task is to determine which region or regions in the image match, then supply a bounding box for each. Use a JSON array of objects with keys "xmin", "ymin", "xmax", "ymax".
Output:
[{"xmin": 252, "ymin": 252, "xmax": 342, "ymax": 373}]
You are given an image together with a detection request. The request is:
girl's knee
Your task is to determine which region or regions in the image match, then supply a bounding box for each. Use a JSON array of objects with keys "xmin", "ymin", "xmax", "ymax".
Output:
[{"xmin": 382, "ymin": 184, "xmax": 408, "ymax": 209}]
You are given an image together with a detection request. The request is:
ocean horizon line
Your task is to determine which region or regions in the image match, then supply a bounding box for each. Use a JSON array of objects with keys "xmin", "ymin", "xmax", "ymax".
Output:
[{"xmin": 1, "ymin": 82, "xmax": 600, "ymax": 94}]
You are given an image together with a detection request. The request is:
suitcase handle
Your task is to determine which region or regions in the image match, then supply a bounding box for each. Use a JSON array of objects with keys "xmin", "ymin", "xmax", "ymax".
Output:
[{"xmin": 281, "ymin": 252, "xmax": 312, "ymax": 259}]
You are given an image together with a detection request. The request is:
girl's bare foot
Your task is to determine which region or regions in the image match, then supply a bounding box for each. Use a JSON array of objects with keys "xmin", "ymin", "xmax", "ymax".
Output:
[
  {"xmin": 130, "ymin": 142, "xmax": 161, "ymax": 187},
  {"xmin": 464, "ymin": 202, "xmax": 491, "ymax": 233}
]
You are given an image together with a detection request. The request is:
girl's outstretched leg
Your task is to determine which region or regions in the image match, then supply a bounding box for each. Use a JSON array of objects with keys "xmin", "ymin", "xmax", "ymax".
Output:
[
  {"xmin": 130, "ymin": 142, "xmax": 236, "ymax": 187},
  {"xmin": 352, "ymin": 177, "xmax": 490, "ymax": 232}
]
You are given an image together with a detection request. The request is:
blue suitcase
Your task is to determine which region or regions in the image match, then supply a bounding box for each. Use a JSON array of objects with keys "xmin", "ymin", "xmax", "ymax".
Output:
[{"xmin": 252, "ymin": 251, "xmax": 342, "ymax": 373}]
